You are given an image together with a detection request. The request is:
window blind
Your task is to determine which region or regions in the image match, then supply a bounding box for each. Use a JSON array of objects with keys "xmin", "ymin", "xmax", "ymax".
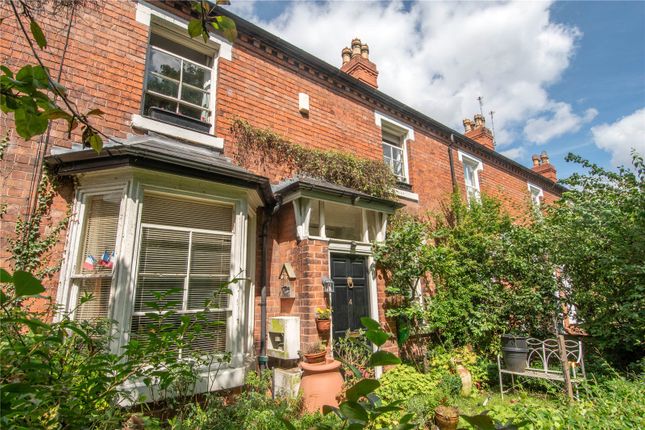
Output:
[
  {"xmin": 132, "ymin": 194, "xmax": 234, "ymax": 356},
  {"xmin": 73, "ymin": 194, "xmax": 120, "ymax": 321}
]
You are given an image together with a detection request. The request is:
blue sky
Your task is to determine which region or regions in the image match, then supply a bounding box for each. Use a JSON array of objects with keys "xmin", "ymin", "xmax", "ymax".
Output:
[{"xmin": 228, "ymin": 1, "xmax": 645, "ymax": 179}]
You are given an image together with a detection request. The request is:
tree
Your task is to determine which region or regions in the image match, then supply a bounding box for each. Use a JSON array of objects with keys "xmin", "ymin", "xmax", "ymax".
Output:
[{"xmin": 545, "ymin": 152, "xmax": 645, "ymax": 367}]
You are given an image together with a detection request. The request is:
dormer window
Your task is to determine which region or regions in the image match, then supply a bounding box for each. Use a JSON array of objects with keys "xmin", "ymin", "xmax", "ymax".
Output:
[{"xmin": 143, "ymin": 33, "xmax": 214, "ymax": 132}]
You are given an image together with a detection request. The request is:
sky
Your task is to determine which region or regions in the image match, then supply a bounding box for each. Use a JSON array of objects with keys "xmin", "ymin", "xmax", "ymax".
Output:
[{"xmin": 226, "ymin": 0, "xmax": 645, "ymax": 179}]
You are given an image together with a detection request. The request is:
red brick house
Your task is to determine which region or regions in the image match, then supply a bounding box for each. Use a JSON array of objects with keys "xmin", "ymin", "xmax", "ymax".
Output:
[{"xmin": 0, "ymin": 1, "xmax": 563, "ymax": 392}]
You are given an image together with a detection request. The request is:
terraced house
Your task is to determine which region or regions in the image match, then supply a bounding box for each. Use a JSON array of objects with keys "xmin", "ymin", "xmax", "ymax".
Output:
[{"xmin": 1, "ymin": 0, "xmax": 563, "ymax": 392}]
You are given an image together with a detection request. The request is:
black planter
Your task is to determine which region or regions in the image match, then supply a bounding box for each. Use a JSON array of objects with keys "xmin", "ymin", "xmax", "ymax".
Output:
[
  {"xmin": 501, "ymin": 334, "xmax": 528, "ymax": 372},
  {"xmin": 501, "ymin": 334, "xmax": 528, "ymax": 349},
  {"xmin": 149, "ymin": 107, "xmax": 211, "ymax": 133}
]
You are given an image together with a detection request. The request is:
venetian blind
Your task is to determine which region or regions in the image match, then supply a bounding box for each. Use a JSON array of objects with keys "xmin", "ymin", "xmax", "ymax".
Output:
[
  {"xmin": 131, "ymin": 194, "xmax": 233, "ymax": 356},
  {"xmin": 73, "ymin": 194, "xmax": 121, "ymax": 321}
]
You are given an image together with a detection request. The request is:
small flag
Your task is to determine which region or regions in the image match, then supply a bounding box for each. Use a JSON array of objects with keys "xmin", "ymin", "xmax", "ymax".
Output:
[
  {"xmin": 99, "ymin": 250, "xmax": 114, "ymax": 269},
  {"xmin": 83, "ymin": 255, "xmax": 97, "ymax": 271}
]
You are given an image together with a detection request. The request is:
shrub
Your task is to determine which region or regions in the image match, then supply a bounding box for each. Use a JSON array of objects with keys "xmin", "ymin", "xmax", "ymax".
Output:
[{"xmin": 376, "ymin": 364, "xmax": 438, "ymax": 404}]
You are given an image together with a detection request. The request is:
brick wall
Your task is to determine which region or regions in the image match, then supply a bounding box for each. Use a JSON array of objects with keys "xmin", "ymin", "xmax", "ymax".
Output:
[{"xmin": 1, "ymin": 2, "xmax": 560, "ymax": 355}]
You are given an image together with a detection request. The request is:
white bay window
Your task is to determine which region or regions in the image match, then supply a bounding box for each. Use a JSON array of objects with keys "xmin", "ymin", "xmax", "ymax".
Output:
[{"xmin": 57, "ymin": 172, "xmax": 254, "ymax": 392}]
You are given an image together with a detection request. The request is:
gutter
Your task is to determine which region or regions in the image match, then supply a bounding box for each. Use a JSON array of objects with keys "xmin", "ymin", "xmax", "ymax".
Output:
[{"xmin": 449, "ymin": 134, "xmax": 458, "ymax": 192}]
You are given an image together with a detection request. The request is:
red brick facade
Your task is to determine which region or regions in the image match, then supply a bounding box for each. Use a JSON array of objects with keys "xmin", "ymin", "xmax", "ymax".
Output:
[{"xmin": 1, "ymin": 1, "xmax": 561, "ymax": 360}]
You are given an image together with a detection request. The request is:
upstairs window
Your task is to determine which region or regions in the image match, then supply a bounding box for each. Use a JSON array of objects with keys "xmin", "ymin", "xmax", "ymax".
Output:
[
  {"xmin": 458, "ymin": 151, "xmax": 483, "ymax": 203},
  {"xmin": 528, "ymin": 183, "xmax": 543, "ymax": 207},
  {"xmin": 143, "ymin": 33, "xmax": 213, "ymax": 129},
  {"xmin": 382, "ymin": 129, "xmax": 407, "ymax": 183}
]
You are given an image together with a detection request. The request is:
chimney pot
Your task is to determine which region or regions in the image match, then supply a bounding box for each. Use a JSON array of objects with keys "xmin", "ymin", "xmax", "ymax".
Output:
[
  {"xmin": 474, "ymin": 113, "xmax": 485, "ymax": 128},
  {"xmin": 341, "ymin": 47, "xmax": 351, "ymax": 64},
  {"xmin": 540, "ymin": 151, "xmax": 550, "ymax": 164},
  {"xmin": 532, "ymin": 154, "xmax": 540, "ymax": 166},
  {"xmin": 361, "ymin": 44, "xmax": 369, "ymax": 59},
  {"xmin": 463, "ymin": 118, "xmax": 473, "ymax": 133},
  {"xmin": 351, "ymin": 38, "xmax": 362, "ymax": 57}
]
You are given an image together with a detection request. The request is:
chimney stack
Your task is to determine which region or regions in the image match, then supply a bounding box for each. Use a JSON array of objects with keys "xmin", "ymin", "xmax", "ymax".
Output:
[
  {"xmin": 531, "ymin": 151, "xmax": 557, "ymax": 181},
  {"xmin": 462, "ymin": 113, "xmax": 494, "ymax": 150},
  {"xmin": 340, "ymin": 38, "xmax": 379, "ymax": 88}
]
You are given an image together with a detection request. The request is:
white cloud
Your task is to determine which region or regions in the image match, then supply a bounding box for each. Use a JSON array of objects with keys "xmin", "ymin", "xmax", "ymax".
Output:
[
  {"xmin": 591, "ymin": 108, "xmax": 645, "ymax": 166},
  {"xmin": 234, "ymin": 0, "xmax": 591, "ymax": 148},
  {"xmin": 499, "ymin": 147, "xmax": 526, "ymax": 160},
  {"xmin": 524, "ymin": 103, "xmax": 598, "ymax": 144}
]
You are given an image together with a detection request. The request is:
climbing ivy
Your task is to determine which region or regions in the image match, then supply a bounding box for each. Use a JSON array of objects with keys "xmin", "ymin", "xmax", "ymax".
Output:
[
  {"xmin": 9, "ymin": 171, "xmax": 70, "ymax": 277},
  {"xmin": 231, "ymin": 119, "xmax": 397, "ymax": 199}
]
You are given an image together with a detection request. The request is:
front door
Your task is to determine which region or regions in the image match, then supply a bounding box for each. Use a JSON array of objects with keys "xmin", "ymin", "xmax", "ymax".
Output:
[{"xmin": 331, "ymin": 254, "xmax": 370, "ymax": 339}]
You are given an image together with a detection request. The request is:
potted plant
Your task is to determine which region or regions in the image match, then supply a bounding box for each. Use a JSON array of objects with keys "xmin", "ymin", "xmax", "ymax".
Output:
[
  {"xmin": 501, "ymin": 333, "xmax": 529, "ymax": 372},
  {"xmin": 315, "ymin": 307, "xmax": 331, "ymax": 333},
  {"xmin": 434, "ymin": 405, "xmax": 459, "ymax": 430},
  {"xmin": 303, "ymin": 341, "xmax": 327, "ymax": 364}
]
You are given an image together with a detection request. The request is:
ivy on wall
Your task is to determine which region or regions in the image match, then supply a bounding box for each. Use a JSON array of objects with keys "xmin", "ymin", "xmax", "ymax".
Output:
[
  {"xmin": 231, "ymin": 119, "xmax": 397, "ymax": 199},
  {"xmin": 8, "ymin": 171, "xmax": 70, "ymax": 277}
]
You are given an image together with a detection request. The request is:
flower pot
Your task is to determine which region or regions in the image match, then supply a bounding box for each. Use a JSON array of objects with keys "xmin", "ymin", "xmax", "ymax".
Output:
[
  {"xmin": 303, "ymin": 350, "xmax": 326, "ymax": 364},
  {"xmin": 501, "ymin": 334, "xmax": 528, "ymax": 372},
  {"xmin": 434, "ymin": 406, "xmax": 459, "ymax": 430},
  {"xmin": 316, "ymin": 318, "xmax": 331, "ymax": 333},
  {"xmin": 300, "ymin": 359, "xmax": 344, "ymax": 412},
  {"xmin": 501, "ymin": 334, "xmax": 528, "ymax": 349}
]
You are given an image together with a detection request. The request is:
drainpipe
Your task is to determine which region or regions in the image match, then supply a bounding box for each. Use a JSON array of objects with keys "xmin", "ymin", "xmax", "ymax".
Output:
[
  {"xmin": 258, "ymin": 198, "xmax": 281, "ymax": 372},
  {"xmin": 449, "ymin": 134, "xmax": 458, "ymax": 192}
]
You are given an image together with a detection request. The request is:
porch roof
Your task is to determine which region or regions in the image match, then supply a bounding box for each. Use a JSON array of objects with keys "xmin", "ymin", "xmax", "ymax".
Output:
[
  {"xmin": 45, "ymin": 136, "xmax": 275, "ymax": 205},
  {"xmin": 273, "ymin": 176, "xmax": 403, "ymax": 214}
]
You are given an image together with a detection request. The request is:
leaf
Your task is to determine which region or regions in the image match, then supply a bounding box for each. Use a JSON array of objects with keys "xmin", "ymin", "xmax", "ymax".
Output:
[
  {"xmin": 277, "ymin": 413, "xmax": 296, "ymax": 430},
  {"xmin": 461, "ymin": 413, "xmax": 497, "ymax": 430},
  {"xmin": 0, "ymin": 268, "xmax": 12, "ymax": 283},
  {"xmin": 360, "ymin": 316, "xmax": 380, "ymax": 330},
  {"xmin": 339, "ymin": 401, "xmax": 368, "ymax": 423},
  {"xmin": 86, "ymin": 108, "xmax": 104, "ymax": 117},
  {"xmin": 214, "ymin": 15, "xmax": 237, "ymax": 42},
  {"xmin": 345, "ymin": 378, "xmax": 380, "ymax": 402},
  {"xmin": 368, "ymin": 350, "xmax": 401, "ymax": 367},
  {"xmin": 12, "ymin": 270, "xmax": 45, "ymax": 297},
  {"xmin": 187, "ymin": 19, "xmax": 203, "ymax": 38},
  {"xmin": 365, "ymin": 329, "xmax": 389, "ymax": 347},
  {"xmin": 322, "ymin": 405, "xmax": 341, "ymax": 417},
  {"xmin": 87, "ymin": 132, "xmax": 103, "ymax": 153},
  {"xmin": 30, "ymin": 20, "xmax": 47, "ymax": 49}
]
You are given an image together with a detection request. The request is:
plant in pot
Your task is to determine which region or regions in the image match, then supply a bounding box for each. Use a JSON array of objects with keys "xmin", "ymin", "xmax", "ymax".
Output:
[
  {"xmin": 315, "ymin": 307, "xmax": 332, "ymax": 333},
  {"xmin": 501, "ymin": 332, "xmax": 529, "ymax": 372},
  {"xmin": 303, "ymin": 341, "xmax": 327, "ymax": 364},
  {"xmin": 434, "ymin": 404, "xmax": 459, "ymax": 430}
]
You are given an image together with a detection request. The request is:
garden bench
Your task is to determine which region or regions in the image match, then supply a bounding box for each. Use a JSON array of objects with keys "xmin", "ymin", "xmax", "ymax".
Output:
[{"xmin": 497, "ymin": 337, "xmax": 586, "ymax": 399}]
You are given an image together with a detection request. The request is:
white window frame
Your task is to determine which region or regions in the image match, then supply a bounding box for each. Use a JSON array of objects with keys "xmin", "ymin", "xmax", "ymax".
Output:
[
  {"xmin": 144, "ymin": 42, "xmax": 214, "ymax": 124},
  {"xmin": 458, "ymin": 150, "xmax": 483, "ymax": 203},
  {"xmin": 56, "ymin": 169, "xmax": 254, "ymax": 396},
  {"xmin": 375, "ymin": 112, "xmax": 413, "ymax": 185},
  {"xmin": 133, "ymin": 2, "xmax": 231, "ymax": 147},
  {"xmin": 528, "ymin": 183, "xmax": 544, "ymax": 207}
]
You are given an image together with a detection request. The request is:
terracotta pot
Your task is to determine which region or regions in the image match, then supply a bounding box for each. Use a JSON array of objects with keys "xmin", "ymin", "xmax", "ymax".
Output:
[
  {"xmin": 434, "ymin": 406, "xmax": 459, "ymax": 430},
  {"xmin": 316, "ymin": 318, "xmax": 331, "ymax": 332},
  {"xmin": 300, "ymin": 359, "xmax": 344, "ymax": 412},
  {"xmin": 303, "ymin": 350, "xmax": 326, "ymax": 364}
]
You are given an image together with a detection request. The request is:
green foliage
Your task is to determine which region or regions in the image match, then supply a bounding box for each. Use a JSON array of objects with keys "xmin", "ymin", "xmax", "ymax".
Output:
[
  {"xmin": 0, "ymin": 269, "xmax": 235, "ymax": 429},
  {"xmin": 334, "ymin": 329, "xmax": 374, "ymax": 384},
  {"xmin": 375, "ymin": 364, "xmax": 438, "ymax": 404},
  {"xmin": 375, "ymin": 194, "xmax": 559, "ymax": 356},
  {"xmin": 9, "ymin": 172, "xmax": 69, "ymax": 276},
  {"xmin": 545, "ymin": 152, "xmax": 645, "ymax": 366},
  {"xmin": 457, "ymin": 375, "xmax": 645, "ymax": 430},
  {"xmin": 232, "ymin": 119, "xmax": 397, "ymax": 199},
  {"xmin": 188, "ymin": 0, "xmax": 237, "ymax": 43}
]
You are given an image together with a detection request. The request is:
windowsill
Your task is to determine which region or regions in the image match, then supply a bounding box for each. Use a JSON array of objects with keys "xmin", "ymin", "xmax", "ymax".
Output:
[
  {"xmin": 395, "ymin": 188, "xmax": 419, "ymax": 202},
  {"xmin": 131, "ymin": 114, "xmax": 224, "ymax": 150},
  {"xmin": 395, "ymin": 181, "xmax": 412, "ymax": 192}
]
